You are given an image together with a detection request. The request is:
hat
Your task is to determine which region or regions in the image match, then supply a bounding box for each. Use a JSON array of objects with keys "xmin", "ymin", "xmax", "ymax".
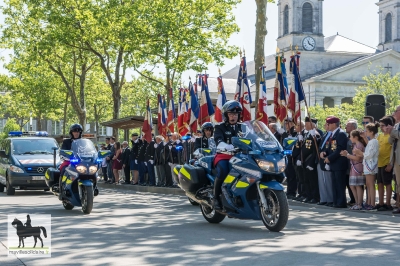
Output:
[
  {"xmin": 284, "ymin": 118, "xmax": 293, "ymax": 122},
  {"xmin": 166, "ymin": 133, "xmax": 172, "ymax": 137},
  {"xmin": 305, "ymin": 117, "xmax": 318, "ymax": 124},
  {"xmin": 311, "ymin": 118, "xmax": 318, "ymax": 124},
  {"xmin": 131, "ymin": 133, "xmax": 138, "ymax": 137},
  {"xmin": 326, "ymin": 116, "xmax": 340, "ymax": 124}
]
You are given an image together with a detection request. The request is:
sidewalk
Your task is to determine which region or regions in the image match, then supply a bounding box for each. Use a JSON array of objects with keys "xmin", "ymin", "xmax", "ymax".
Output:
[{"xmin": 97, "ymin": 181, "xmax": 399, "ymax": 217}]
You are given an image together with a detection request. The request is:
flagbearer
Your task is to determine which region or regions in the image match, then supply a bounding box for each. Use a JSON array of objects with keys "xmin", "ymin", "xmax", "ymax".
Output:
[
  {"xmin": 292, "ymin": 120, "xmax": 307, "ymax": 201},
  {"xmin": 282, "ymin": 118, "xmax": 297, "ymax": 199},
  {"xmin": 213, "ymin": 100, "xmax": 243, "ymax": 210},
  {"xmin": 301, "ymin": 117, "xmax": 321, "ymax": 203},
  {"xmin": 194, "ymin": 122, "xmax": 215, "ymax": 150}
]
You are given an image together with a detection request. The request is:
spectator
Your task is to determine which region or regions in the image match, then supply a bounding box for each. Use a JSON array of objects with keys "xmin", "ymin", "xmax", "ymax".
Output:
[
  {"xmin": 137, "ymin": 136, "xmax": 148, "ymax": 186},
  {"xmin": 340, "ymin": 130, "xmax": 366, "ymax": 210},
  {"xmin": 100, "ymin": 145, "xmax": 108, "ymax": 182},
  {"xmin": 354, "ymin": 122, "xmax": 380, "ymax": 210},
  {"xmin": 344, "ymin": 119, "xmax": 358, "ymax": 205},
  {"xmin": 112, "ymin": 142, "xmax": 123, "ymax": 185},
  {"xmin": 121, "ymin": 141, "xmax": 131, "ymax": 184},
  {"xmin": 376, "ymin": 116, "xmax": 394, "ymax": 211},
  {"xmin": 106, "ymin": 137, "xmax": 116, "ymax": 183}
]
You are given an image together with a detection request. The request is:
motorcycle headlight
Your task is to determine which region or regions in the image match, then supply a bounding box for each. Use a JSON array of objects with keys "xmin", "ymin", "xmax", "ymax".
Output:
[
  {"xmin": 76, "ymin": 165, "xmax": 87, "ymax": 174},
  {"xmin": 89, "ymin": 166, "xmax": 98, "ymax": 174},
  {"xmin": 277, "ymin": 158, "xmax": 286, "ymax": 173},
  {"xmin": 10, "ymin": 165, "xmax": 24, "ymax": 173},
  {"xmin": 256, "ymin": 160, "xmax": 275, "ymax": 172}
]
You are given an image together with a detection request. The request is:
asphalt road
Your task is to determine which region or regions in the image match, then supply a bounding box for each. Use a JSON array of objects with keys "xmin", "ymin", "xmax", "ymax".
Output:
[{"xmin": 1, "ymin": 188, "xmax": 400, "ymax": 266}]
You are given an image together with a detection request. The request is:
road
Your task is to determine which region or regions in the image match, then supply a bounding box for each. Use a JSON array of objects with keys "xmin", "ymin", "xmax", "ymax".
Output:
[{"xmin": 1, "ymin": 188, "xmax": 400, "ymax": 266}]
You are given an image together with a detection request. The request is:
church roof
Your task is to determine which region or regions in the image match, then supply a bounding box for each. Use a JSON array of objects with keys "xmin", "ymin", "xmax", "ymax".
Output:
[
  {"xmin": 222, "ymin": 34, "xmax": 377, "ymax": 79},
  {"xmin": 324, "ymin": 34, "xmax": 377, "ymax": 54}
]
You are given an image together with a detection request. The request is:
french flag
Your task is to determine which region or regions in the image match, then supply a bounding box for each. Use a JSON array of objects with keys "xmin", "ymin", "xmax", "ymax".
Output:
[
  {"xmin": 256, "ymin": 65, "xmax": 268, "ymax": 125},
  {"xmin": 187, "ymin": 81, "xmax": 199, "ymax": 132},
  {"xmin": 178, "ymin": 88, "xmax": 189, "ymax": 136},
  {"xmin": 167, "ymin": 88, "xmax": 176, "ymax": 133},
  {"xmin": 238, "ymin": 56, "xmax": 252, "ymax": 121},
  {"xmin": 157, "ymin": 94, "xmax": 166, "ymax": 137},
  {"xmin": 215, "ymin": 75, "xmax": 227, "ymax": 123},
  {"xmin": 142, "ymin": 99, "xmax": 153, "ymax": 143},
  {"xmin": 198, "ymin": 74, "xmax": 215, "ymax": 124}
]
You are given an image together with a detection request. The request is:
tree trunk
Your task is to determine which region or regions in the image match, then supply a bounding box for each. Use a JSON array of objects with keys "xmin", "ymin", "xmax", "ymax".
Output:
[
  {"xmin": 112, "ymin": 83, "xmax": 121, "ymax": 138},
  {"xmin": 94, "ymin": 104, "xmax": 100, "ymax": 142},
  {"xmin": 36, "ymin": 115, "xmax": 42, "ymax": 131},
  {"xmin": 254, "ymin": 0, "xmax": 268, "ymax": 113},
  {"xmin": 63, "ymin": 92, "xmax": 69, "ymax": 136}
]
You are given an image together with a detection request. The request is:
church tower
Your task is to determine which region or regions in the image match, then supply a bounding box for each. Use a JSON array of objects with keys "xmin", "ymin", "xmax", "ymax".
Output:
[
  {"xmin": 377, "ymin": 0, "xmax": 400, "ymax": 52},
  {"xmin": 277, "ymin": 0, "xmax": 325, "ymax": 52}
]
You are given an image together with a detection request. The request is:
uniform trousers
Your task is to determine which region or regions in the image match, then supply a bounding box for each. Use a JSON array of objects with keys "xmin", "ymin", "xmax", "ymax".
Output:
[
  {"xmin": 285, "ymin": 158, "xmax": 297, "ymax": 196},
  {"xmin": 317, "ymin": 163, "xmax": 333, "ymax": 203},
  {"xmin": 146, "ymin": 162, "xmax": 156, "ymax": 186},
  {"xmin": 294, "ymin": 165, "xmax": 306, "ymax": 197},
  {"xmin": 331, "ymin": 170, "xmax": 347, "ymax": 207},
  {"xmin": 164, "ymin": 164, "xmax": 172, "ymax": 186},
  {"xmin": 138, "ymin": 161, "xmax": 147, "ymax": 184},
  {"xmin": 304, "ymin": 167, "xmax": 319, "ymax": 201}
]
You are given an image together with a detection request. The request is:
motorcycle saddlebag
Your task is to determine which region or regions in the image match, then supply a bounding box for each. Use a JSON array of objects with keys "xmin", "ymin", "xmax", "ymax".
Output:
[
  {"xmin": 178, "ymin": 164, "xmax": 209, "ymax": 193},
  {"xmin": 44, "ymin": 167, "xmax": 60, "ymax": 188}
]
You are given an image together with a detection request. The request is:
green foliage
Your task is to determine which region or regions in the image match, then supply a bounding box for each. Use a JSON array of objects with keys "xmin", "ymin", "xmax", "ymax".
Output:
[{"xmin": 0, "ymin": 118, "xmax": 20, "ymax": 139}]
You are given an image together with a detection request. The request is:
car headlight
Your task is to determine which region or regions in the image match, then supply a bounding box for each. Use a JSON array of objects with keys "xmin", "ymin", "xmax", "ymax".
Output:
[
  {"xmin": 89, "ymin": 166, "xmax": 98, "ymax": 174},
  {"xmin": 10, "ymin": 165, "xmax": 24, "ymax": 173},
  {"xmin": 277, "ymin": 158, "xmax": 286, "ymax": 173},
  {"xmin": 76, "ymin": 165, "xmax": 87, "ymax": 174},
  {"xmin": 256, "ymin": 160, "xmax": 275, "ymax": 172}
]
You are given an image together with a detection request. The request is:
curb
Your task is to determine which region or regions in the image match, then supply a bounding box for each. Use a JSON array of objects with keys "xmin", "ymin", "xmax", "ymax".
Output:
[{"xmin": 97, "ymin": 182, "xmax": 186, "ymax": 196}]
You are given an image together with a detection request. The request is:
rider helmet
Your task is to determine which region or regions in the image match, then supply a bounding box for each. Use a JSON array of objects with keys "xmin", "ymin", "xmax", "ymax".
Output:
[
  {"xmin": 222, "ymin": 100, "xmax": 243, "ymax": 122},
  {"xmin": 69, "ymin": 124, "xmax": 83, "ymax": 139},
  {"xmin": 201, "ymin": 122, "xmax": 214, "ymax": 137}
]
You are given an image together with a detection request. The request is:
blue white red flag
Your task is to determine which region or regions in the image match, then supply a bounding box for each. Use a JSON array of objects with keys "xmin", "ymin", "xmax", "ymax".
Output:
[
  {"xmin": 256, "ymin": 64, "xmax": 268, "ymax": 125},
  {"xmin": 215, "ymin": 75, "xmax": 227, "ymax": 123},
  {"xmin": 187, "ymin": 81, "xmax": 199, "ymax": 132},
  {"xmin": 167, "ymin": 88, "xmax": 176, "ymax": 133},
  {"xmin": 198, "ymin": 74, "xmax": 215, "ymax": 124},
  {"xmin": 178, "ymin": 88, "xmax": 189, "ymax": 136},
  {"xmin": 239, "ymin": 56, "xmax": 252, "ymax": 121},
  {"xmin": 157, "ymin": 94, "xmax": 167, "ymax": 137}
]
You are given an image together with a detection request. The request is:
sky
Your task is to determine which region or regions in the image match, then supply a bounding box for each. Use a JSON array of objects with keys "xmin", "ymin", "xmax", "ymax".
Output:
[{"xmin": 0, "ymin": 0, "xmax": 381, "ymax": 82}]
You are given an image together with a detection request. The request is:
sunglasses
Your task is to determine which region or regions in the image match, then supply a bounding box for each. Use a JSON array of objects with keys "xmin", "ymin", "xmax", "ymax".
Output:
[
  {"xmin": 204, "ymin": 128, "xmax": 213, "ymax": 131},
  {"xmin": 72, "ymin": 129, "xmax": 82, "ymax": 132}
]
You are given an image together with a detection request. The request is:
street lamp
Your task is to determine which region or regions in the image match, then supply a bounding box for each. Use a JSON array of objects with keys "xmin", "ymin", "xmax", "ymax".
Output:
[{"xmin": 29, "ymin": 112, "xmax": 33, "ymax": 131}]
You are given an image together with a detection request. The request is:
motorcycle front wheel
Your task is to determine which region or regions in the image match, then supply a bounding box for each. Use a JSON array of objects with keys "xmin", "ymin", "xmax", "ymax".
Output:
[
  {"xmin": 81, "ymin": 186, "xmax": 94, "ymax": 214},
  {"xmin": 260, "ymin": 190, "xmax": 289, "ymax": 232},
  {"xmin": 200, "ymin": 204, "xmax": 225, "ymax": 223}
]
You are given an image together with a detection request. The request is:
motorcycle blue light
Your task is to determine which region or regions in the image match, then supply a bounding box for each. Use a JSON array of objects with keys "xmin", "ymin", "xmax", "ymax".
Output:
[
  {"xmin": 70, "ymin": 158, "xmax": 80, "ymax": 164},
  {"xmin": 284, "ymin": 150, "xmax": 292, "ymax": 155}
]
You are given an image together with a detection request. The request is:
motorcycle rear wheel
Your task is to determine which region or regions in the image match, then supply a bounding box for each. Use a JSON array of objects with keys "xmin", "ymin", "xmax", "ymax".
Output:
[
  {"xmin": 81, "ymin": 186, "xmax": 94, "ymax": 214},
  {"xmin": 200, "ymin": 204, "xmax": 225, "ymax": 223},
  {"xmin": 260, "ymin": 190, "xmax": 289, "ymax": 232}
]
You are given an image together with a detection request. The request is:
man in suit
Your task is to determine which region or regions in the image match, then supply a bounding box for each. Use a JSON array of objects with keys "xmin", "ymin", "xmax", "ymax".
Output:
[
  {"xmin": 282, "ymin": 118, "xmax": 297, "ymax": 199},
  {"xmin": 121, "ymin": 141, "xmax": 131, "ymax": 184},
  {"xmin": 145, "ymin": 135, "xmax": 156, "ymax": 186},
  {"xmin": 154, "ymin": 136, "xmax": 165, "ymax": 186},
  {"xmin": 269, "ymin": 123, "xmax": 282, "ymax": 144},
  {"xmin": 162, "ymin": 133, "xmax": 173, "ymax": 187},
  {"xmin": 106, "ymin": 137, "xmax": 116, "ymax": 184},
  {"xmin": 320, "ymin": 116, "xmax": 348, "ymax": 208},
  {"xmin": 386, "ymin": 105, "xmax": 400, "ymax": 213},
  {"xmin": 317, "ymin": 121, "xmax": 334, "ymax": 206},
  {"xmin": 130, "ymin": 133, "xmax": 139, "ymax": 185},
  {"xmin": 137, "ymin": 136, "xmax": 148, "ymax": 185}
]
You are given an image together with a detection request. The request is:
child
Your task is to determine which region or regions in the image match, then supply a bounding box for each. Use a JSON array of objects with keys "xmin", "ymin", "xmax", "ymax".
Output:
[
  {"xmin": 340, "ymin": 130, "xmax": 366, "ymax": 210},
  {"xmin": 354, "ymin": 122, "xmax": 380, "ymax": 210}
]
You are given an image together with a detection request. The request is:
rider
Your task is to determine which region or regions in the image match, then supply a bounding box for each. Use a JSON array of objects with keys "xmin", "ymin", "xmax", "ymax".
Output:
[
  {"xmin": 212, "ymin": 100, "xmax": 243, "ymax": 210},
  {"xmin": 58, "ymin": 124, "xmax": 83, "ymax": 200},
  {"xmin": 194, "ymin": 122, "xmax": 215, "ymax": 150}
]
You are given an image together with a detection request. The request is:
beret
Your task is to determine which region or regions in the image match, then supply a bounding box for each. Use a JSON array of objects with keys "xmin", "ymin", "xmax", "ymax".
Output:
[{"xmin": 326, "ymin": 116, "xmax": 340, "ymax": 124}]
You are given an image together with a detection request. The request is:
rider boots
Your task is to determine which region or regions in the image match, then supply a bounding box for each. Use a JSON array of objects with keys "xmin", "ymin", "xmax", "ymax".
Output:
[{"xmin": 212, "ymin": 177, "xmax": 224, "ymax": 211}]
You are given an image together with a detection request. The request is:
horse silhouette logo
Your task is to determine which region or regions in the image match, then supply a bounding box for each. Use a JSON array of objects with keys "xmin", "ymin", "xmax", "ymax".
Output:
[{"xmin": 11, "ymin": 215, "xmax": 47, "ymax": 248}]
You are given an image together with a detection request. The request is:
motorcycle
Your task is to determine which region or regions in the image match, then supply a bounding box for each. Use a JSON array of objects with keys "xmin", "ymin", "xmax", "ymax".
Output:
[
  {"xmin": 45, "ymin": 139, "xmax": 110, "ymax": 214},
  {"xmin": 173, "ymin": 120, "xmax": 295, "ymax": 232}
]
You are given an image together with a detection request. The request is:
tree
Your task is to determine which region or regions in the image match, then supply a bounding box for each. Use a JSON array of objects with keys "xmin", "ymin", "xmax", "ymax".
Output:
[
  {"xmin": 0, "ymin": 118, "xmax": 20, "ymax": 139},
  {"xmin": 254, "ymin": 0, "xmax": 275, "ymax": 113}
]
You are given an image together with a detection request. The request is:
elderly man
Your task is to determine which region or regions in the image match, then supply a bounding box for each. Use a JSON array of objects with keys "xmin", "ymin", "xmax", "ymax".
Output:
[
  {"xmin": 317, "ymin": 121, "xmax": 333, "ymax": 206},
  {"xmin": 386, "ymin": 105, "xmax": 400, "ymax": 213},
  {"xmin": 320, "ymin": 116, "xmax": 348, "ymax": 208},
  {"xmin": 269, "ymin": 123, "xmax": 282, "ymax": 144},
  {"xmin": 344, "ymin": 119, "xmax": 358, "ymax": 205}
]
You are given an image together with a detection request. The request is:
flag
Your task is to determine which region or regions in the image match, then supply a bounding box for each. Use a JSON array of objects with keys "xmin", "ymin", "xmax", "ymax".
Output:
[
  {"xmin": 142, "ymin": 99, "xmax": 153, "ymax": 143},
  {"xmin": 198, "ymin": 74, "xmax": 215, "ymax": 124},
  {"xmin": 167, "ymin": 88, "xmax": 176, "ymax": 133},
  {"xmin": 215, "ymin": 75, "xmax": 227, "ymax": 123},
  {"xmin": 256, "ymin": 64, "xmax": 268, "ymax": 125},
  {"xmin": 278, "ymin": 57, "xmax": 288, "ymax": 122},
  {"xmin": 236, "ymin": 56, "xmax": 252, "ymax": 122},
  {"xmin": 178, "ymin": 88, "xmax": 189, "ymax": 136},
  {"xmin": 291, "ymin": 54, "xmax": 305, "ymax": 123},
  {"xmin": 157, "ymin": 94, "xmax": 166, "ymax": 137},
  {"xmin": 187, "ymin": 81, "xmax": 199, "ymax": 132},
  {"xmin": 288, "ymin": 55, "xmax": 296, "ymax": 118}
]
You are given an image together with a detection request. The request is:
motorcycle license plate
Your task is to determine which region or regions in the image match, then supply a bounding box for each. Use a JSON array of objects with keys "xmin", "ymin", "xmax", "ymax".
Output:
[{"xmin": 32, "ymin": 176, "xmax": 45, "ymax": 180}]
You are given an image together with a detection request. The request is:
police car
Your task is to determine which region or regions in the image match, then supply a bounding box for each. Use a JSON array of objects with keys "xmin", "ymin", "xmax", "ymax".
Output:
[{"xmin": 0, "ymin": 131, "xmax": 59, "ymax": 195}]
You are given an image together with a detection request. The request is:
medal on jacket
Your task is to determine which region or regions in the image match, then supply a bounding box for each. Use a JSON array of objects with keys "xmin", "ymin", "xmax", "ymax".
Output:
[
  {"xmin": 305, "ymin": 140, "xmax": 312, "ymax": 149},
  {"xmin": 331, "ymin": 140, "xmax": 337, "ymax": 151}
]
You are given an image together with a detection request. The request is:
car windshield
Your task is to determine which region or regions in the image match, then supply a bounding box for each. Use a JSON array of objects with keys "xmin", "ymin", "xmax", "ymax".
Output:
[
  {"xmin": 240, "ymin": 120, "xmax": 281, "ymax": 151},
  {"xmin": 72, "ymin": 139, "xmax": 97, "ymax": 158},
  {"xmin": 12, "ymin": 139, "xmax": 58, "ymax": 155}
]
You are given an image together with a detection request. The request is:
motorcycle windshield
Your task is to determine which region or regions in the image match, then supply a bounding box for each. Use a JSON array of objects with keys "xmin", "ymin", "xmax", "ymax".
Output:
[
  {"xmin": 240, "ymin": 120, "xmax": 282, "ymax": 152},
  {"xmin": 71, "ymin": 139, "xmax": 97, "ymax": 159}
]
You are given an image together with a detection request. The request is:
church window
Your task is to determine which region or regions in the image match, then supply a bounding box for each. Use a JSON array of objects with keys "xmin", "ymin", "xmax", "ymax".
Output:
[
  {"xmin": 302, "ymin": 2, "xmax": 313, "ymax": 33},
  {"xmin": 385, "ymin": 13, "xmax": 392, "ymax": 43},
  {"xmin": 284, "ymin": 5, "xmax": 289, "ymax": 35}
]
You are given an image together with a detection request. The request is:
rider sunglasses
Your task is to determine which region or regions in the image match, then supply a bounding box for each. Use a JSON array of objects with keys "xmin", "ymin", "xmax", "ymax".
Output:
[
  {"xmin": 72, "ymin": 129, "xmax": 82, "ymax": 132},
  {"xmin": 204, "ymin": 127, "xmax": 213, "ymax": 131}
]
